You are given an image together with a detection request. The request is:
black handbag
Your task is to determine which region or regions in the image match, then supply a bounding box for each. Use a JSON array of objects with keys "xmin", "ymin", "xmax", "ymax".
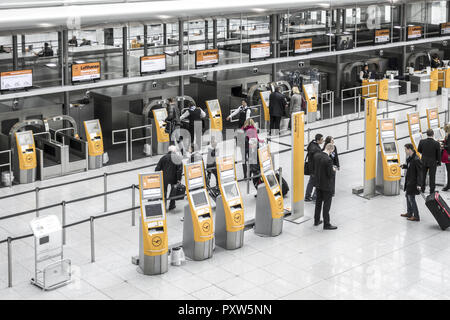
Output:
[
  {"xmin": 164, "ymin": 120, "xmax": 172, "ymax": 134},
  {"xmin": 304, "ymin": 154, "xmax": 310, "ymax": 176},
  {"xmin": 170, "ymin": 183, "xmax": 186, "ymax": 200}
]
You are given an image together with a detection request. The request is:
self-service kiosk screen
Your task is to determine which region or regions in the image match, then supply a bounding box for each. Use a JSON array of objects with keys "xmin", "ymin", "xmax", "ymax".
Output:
[
  {"xmin": 145, "ymin": 203, "xmax": 163, "ymax": 218},
  {"xmin": 192, "ymin": 191, "xmax": 208, "ymax": 208},
  {"xmin": 17, "ymin": 134, "xmax": 32, "ymax": 146},
  {"xmin": 86, "ymin": 121, "xmax": 100, "ymax": 134},
  {"xmin": 208, "ymin": 100, "xmax": 220, "ymax": 114},
  {"xmin": 383, "ymin": 142, "xmax": 397, "ymax": 154},
  {"xmin": 224, "ymin": 183, "xmax": 239, "ymax": 200},
  {"xmin": 265, "ymin": 172, "xmax": 278, "ymax": 189}
]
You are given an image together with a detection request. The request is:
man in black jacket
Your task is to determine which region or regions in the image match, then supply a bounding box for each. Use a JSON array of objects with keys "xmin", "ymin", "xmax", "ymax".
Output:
[
  {"xmin": 268, "ymin": 86, "xmax": 287, "ymax": 135},
  {"xmin": 305, "ymin": 134, "xmax": 324, "ymax": 201},
  {"xmin": 401, "ymin": 143, "xmax": 423, "ymax": 221},
  {"xmin": 313, "ymin": 143, "xmax": 337, "ymax": 230},
  {"xmin": 418, "ymin": 129, "xmax": 441, "ymax": 194},
  {"xmin": 155, "ymin": 145, "xmax": 183, "ymax": 211}
]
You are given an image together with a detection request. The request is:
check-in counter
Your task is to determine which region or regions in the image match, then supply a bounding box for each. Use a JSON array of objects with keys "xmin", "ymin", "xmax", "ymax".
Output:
[
  {"xmin": 34, "ymin": 135, "xmax": 64, "ymax": 180},
  {"xmin": 410, "ymin": 71, "xmax": 437, "ymax": 99}
]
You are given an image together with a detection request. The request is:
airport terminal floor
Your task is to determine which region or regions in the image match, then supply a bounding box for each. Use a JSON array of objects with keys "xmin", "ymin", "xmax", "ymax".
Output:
[{"xmin": 1, "ymin": 95, "xmax": 450, "ymax": 300}]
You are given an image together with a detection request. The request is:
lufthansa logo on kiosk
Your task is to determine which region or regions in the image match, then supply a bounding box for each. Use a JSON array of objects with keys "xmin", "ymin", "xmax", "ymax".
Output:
[
  {"xmin": 233, "ymin": 213, "xmax": 241, "ymax": 223},
  {"xmin": 202, "ymin": 222, "xmax": 211, "ymax": 232},
  {"xmin": 26, "ymin": 155, "xmax": 33, "ymax": 162},
  {"xmin": 277, "ymin": 199, "xmax": 283, "ymax": 208},
  {"xmin": 390, "ymin": 165, "xmax": 399, "ymax": 175},
  {"xmin": 152, "ymin": 236, "xmax": 162, "ymax": 247}
]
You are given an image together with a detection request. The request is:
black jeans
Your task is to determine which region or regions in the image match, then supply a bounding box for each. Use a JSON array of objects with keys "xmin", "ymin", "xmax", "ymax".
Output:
[
  {"xmin": 406, "ymin": 194, "xmax": 420, "ymax": 219},
  {"xmin": 314, "ymin": 189, "xmax": 332, "ymax": 226},
  {"xmin": 305, "ymin": 175, "xmax": 316, "ymax": 198},
  {"xmin": 270, "ymin": 116, "xmax": 281, "ymax": 134},
  {"xmin": 446, "ymin": 163, "xmax": 450, "ymax": 187},
  {"xmin": 163, "ymin": 182, "xmax": 177, "ymax": 209},
  {"xmin": 422, "ymin": 164, "xmax": 437, "ymax": 193}
]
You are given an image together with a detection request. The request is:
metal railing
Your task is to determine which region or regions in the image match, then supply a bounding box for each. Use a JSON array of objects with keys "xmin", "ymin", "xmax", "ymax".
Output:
[
  {"xmin": 130, "ymin": 124, "xmax": 152, "ymax": 161},
  {"xmin": 0, "ymin": 150, "xmax": 12, "ymax": 187},
  {"xmin": 341, "ymin": 83, "xmax": 378, "ymax": 117},
  {"xmin": 320, "ymin": 90, "xmax": 334, "ymax": 119},
  {"xmin": 112, "ymin": 129, "xmax": 129, "ymax": 162}
]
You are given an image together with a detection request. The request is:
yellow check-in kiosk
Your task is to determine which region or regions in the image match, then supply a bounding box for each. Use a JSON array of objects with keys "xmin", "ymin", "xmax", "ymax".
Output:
[
  {"xmin": 407, "ymin": 112, "xmax": 425, "ymax": 154},
  {"xmin": 259, "ymin": 91, "xmax": 271, "ymax": 129},
  {"xmin": 215, "ymin": 155, "xmax": 244, "ymax": 250},
  {"xmin": 206, "ymin": 99, "xmax": 223, "ymax": 132},
  {"xmin": 426, "ymin": 107, "xmax": 445, "ymax": 141},
  {"xmin": 83, "ymin": 119, "xmax": 104, "ymax": 169},
  {"xmin": 151, "ymin": 108, "xmax": 170, "ymax": 155},
  {"xmin": 376, "ymin": 119, "xmax": 401, "ymax": 196},
  {"xmin": 183, "ymin": 162, "xmax": 214, "ymax": 260},
  {"xmin": 13, "ymin": 131, "xmax": 37, "ymax": 184},
  {"xmin": 302, "ymin": 83, "xmax": 317, "ymax": 123},
  {"xmin": 255, "ymin": 144, "xmax": 284, "ymax": 237},
  {"xmin": 137, "ymin": 172, "xmax": 168, "ymax": 275}
]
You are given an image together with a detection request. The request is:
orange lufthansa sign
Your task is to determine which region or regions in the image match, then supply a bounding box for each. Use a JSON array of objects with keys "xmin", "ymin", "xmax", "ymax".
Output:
[
  {"xmin": 142, "ymin": 174, "xmax": 161, "ymax": 190},
  {"xmin": 188, "ymin": 164, "xmax": 203, "ymax": 180},
  {"xmin": 72, "ymin": 62, "xmax": 101, "ymax": 82},
  {"xmin": 195, "ymin": 49, "xmax": 219, "ymax": 67},
  {"xmin": 219, "ymin": 156, "xmax": 234, "ymax": 172},
  {"xmin": 408, "ymin": 26, "xmax": 422, "ymax": 39},
  {"xmin": 294, "ymin": 38, "xmax": 312, "ymax": 54},
  {"xmin": 375, "ymin": 29, "xmax": 390, "ymax": 43},
  {"xmin": 380, "ymin": 120, "xmax": 394, "ymax": 131}
]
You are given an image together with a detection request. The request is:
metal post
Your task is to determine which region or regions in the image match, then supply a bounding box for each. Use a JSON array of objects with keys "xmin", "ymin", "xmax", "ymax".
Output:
[
  {"xmin": 103, "ymin": 172, "xmax": 108, "ymax": 212},
  {"xmin": 178, "ymin": 20, "xmax": 184, "ymax": 96},
  {"xmin": 163, "ymin": 23, "xmax": 167, "ymax": 46},
  {"xmin": 278, "ymin": 166, "xmax": 283, "ymax": 193},
  {"xmin": 62, "ymin": 30, "xmax": 70, "ymax": 116},
  {"xmin": 331, "ymin": 91, "xmax": 335, "ymax": 118},
  {"xmin": 122, "ymin": 26, "xmax": 128, "ymax": 77},
  {"xmin": 246, "ymin": 163, "xmax": 250, "ymax": 195},
  {"xmin": 143, "ymin": 25, "xmax": 148, "ymax": 57},
  {"xmin": 205, "ymin": 19, "xmax": 209, "ymax": 48},
  {"xmin": 35, "ymin": 187, "xmax": 40, "ymax": 217},
  {"xmin": 213, "ymin": 19, "xmax": 217, "ymax": 49},
  {"xmin": 125, "ymin": 130, "xmax": 129, "ymax": 163},
  {"xmin": 7, "ymin": 237, "xmax": 12, "ymax": 288},
  {"xmin": 131, "ymin": 184, "xmax": 136, "ymax": 226},
  {"xmin": 226, "ymin": 19, "xmax": 230, "ymax": 39},
  {"xmin": 346, "ymin": 119, "xmax": 350, "ymax": 150},
  {"xmin": 90, "ymin": 216, "xmax": 95, "ymax": 263},
  {"xmin": 354, "ymin": 88, "xmax": 357, "ymax": 113},
  {"xmin": 62, "ymin": 201, "xmax": 66, "ymax": 245},
  {"xmin": 340, "ymin": 90, "xmax": 344, "ymax": 116},
  {"xmin": 12, "ymin": 35, "xmax": 18, "ymax": 70}
]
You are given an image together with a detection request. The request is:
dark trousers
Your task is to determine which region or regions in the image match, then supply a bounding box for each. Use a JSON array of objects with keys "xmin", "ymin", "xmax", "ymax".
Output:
[
  {"xmin": 305, "ymin": 175, "xmax": 316, "ymax": 198},
  {"xmin": 422, "ymin": 164, "xmax": 437, "ymax": 193},
  {"xmin": 314, "ymin": 189, "xmax": 332, "ymax": 226},
  {"xmin": 446, "ymin": 163, "xmax": 450, "ymax": 187},
  {"xmin": 163, "ymin": 182, "xmax": 176, "ymax": 209},
  {"xmin": 406, "ymin": 194, "xmax": 420, "ymax": 219},
  {"xmin": 270, "ymin": 116, "xmax": 281, "ymax": 134}
]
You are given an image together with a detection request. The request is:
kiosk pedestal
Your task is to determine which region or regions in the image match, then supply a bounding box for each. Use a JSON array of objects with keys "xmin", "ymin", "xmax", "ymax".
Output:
[
  {"xmin": 138, "ymin": 221, "xmax": 168, "ymax": 275},
  {"xmin": 151, "ymin": 109, "xmax": 170, "ymax": 155},
  {"xmin": 376, "ymin": 151, "xmax": 400, "ymax": 195},
  {"xmin": 84, "ymin": 119, "xmax": 104, "ymax": 170},
  {"xmin": 14, "ymin": 131, "xmax": 37, "ymax": 184},
  {"xmin": 255, "ymin": 184, "xmax": 283, "ymax": 237},
  {"xmin": 216, "ymin": 195, "xmax": 244, "ymax": 249},
  {"xmin": 183, "ymin": 205, "xmax": 214, "ymax": 260}
]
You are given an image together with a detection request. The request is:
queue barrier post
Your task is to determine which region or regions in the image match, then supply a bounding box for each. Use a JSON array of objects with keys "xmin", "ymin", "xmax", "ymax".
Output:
[
  {"xmin": 103, "ymin": 172, "xmax": 108, "ymax": 212},
  {"xmin": 90, "ymin": 216, "xmax": 95, "ymax": 263},
  {"xmin": 62, "ymin": 201, "xmax": 66, "ymax": 245},
  {"xmin": 35, "ymin": 187, "xmax": 40, "ymax": 217},
  {"xmin": 7, "ymin": 237, "xmax": 12, "ymax": 288},
  {"xmin": 246, "ymin": 163, "xmax": 250, "ymax": 195},
  {"xmin": 131, "ymin": 184, "xmax": 136, "ymax": 227},
  {"xmin": 346, "ymin": 119, "xmax": 350, "ymax": 150}
]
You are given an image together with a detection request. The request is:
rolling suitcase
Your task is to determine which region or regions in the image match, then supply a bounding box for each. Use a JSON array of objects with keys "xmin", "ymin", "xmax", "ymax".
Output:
[{"xmin": 423, "ymin": 191, "xmax": 450, "ymax": 230}]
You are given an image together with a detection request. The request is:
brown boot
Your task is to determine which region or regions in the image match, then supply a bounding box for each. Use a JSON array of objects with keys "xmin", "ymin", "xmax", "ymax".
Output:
[
  {"xmin": 407, "ymin": 217, "xmax": 420, "ymax": 221},
  {"xmin": 400, "ymin": 213, "xmax": 410, "ymax": 217}
]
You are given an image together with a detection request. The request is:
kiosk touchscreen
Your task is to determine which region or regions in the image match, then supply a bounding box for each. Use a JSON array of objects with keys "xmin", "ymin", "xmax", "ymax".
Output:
[
  {"xmin": 426, "ymin": 108, "xmax": 445, "ymax": 141},
  {"xmin": 206, "ymin": 99, "xmax": 223, "ymax": 132},
  {"xmin": 137, "ymin": 172, "xmax": 168, "ymax": 275},
  {"xmin": 407, "ymin": 112, "xmax": 425, "ymax": 154},
  {"xmin": 14, "ymin": 131, "xmax": 37, "ymax": 184},
  {"xmin": 376, "ymin": 119, "xmax": 401, "ymax": 196},
  {"xmin": 215, "ymin": 155, "xmax": 244, "ymax": 250},
  {"xmin": 83, "ymin": 119, "xmax": 104, "ymax": 169},
  {"xmin": 302, "ymin": 83, "xmax": 318, "ymax": 123},
  {"xmin": 255, "ymin": 145, "xmax": 284, "ymax": 237},
  {"xmin": 183, "ymin": 162, "xmax": 214, "ymax": 260},
  {"xmin": 151, "ymin": 108, "xmax": 170, "ymax": 155}
]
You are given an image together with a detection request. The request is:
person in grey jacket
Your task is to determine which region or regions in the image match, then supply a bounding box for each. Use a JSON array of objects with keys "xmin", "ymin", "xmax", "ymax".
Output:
[{"xmin": 290, "ymin": 86, "xmax": 302, "ymax": 114}]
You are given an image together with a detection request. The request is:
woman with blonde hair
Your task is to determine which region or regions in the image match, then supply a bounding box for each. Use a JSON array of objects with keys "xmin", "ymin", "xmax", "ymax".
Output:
[{"xmin": 442, "ymin": 124, "xmax": 450, "ymax": 191}]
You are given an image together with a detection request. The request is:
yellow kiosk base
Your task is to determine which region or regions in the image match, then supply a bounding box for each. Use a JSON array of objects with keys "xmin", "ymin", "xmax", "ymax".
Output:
[
  {"xmin": 182, "ymin": 205, "xmax": 214, "ymax": 260},
  {"xmin": 215, "ymin": 195, "xmax": 244, "ymax": 250},
  {"xmin": 254, "ymin": 184, "xmax": 283, "ymax": 237}
]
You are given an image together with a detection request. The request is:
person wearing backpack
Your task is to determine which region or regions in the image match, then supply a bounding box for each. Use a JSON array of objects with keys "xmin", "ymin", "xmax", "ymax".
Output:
[{"xmin": 305, "ymin": 133, "xmax": 324, "ymax": 202}]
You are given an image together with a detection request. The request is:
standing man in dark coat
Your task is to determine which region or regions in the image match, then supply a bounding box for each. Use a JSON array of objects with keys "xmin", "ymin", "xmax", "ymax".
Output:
[
  {"xmin": 313, "ymin": 143, "xmax": 338, "ymax": 230},
  {"xmin": 400, "ymin": 143, "xmax": 423, "ymax": 221},
  {"xmin": 305, "ymin": 134, "xmax": 324, "ymax": 201},
  {"xmin": 268, "ymin": 86, "xmax": 287, "ymax": 135},
  {"xmin": 418, "ymin": 129, "xmax": 441, "ymax": 194},
  {"xmin": 155, "ymin": 145, "xmax": 183, "ymax": 211}
]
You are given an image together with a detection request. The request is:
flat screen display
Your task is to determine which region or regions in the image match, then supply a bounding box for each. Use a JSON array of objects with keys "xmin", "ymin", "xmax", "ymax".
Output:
[
  {"xmin": 223, "ymin": 183, "xmax": 240, "ymax": 200},
  {"xmin": 140, "ymin": 54, "xmax": 166, "ymax": 74},
  {"xmin": 250, "ymin": 42, "xmax": 270, "ymax": 61},
  {"xmin": 85, "ymin": 121, "xmax": 100, "ymax": 134},
  {"xmin": 408, "ymin": 26, "xmax": 422, "ymax": 40},
  {"xmin": 145, "ymin": 203, "xmax": 163, "ymax": 218},
  {"xmin": 192, "ymin": 191, "xmax": 208, "ymax": 208},
  {"xmin": 374, "ymin": 29, "xmax": 390, "ymax": 44},
  {"xmin": 17, "ymin": 133, "xmax": 33, "ymax": 146},
  {"xmin": 207, "ymin": 100, "xmax": 220, "ymax": 114},
  {"xmin": 195, "ymin": 49, "xmax": 219, "ymax": 68},
  {"xmin": 336, "ymin": 34, "xmax": 354, "ymax": 51},
  {"xmin": 383, "ymin": 142, "xmax": 397, "ymax": 154},
  {"xmin": 441, "ymin": 23, "xmax": 450, "ymax": 35},
  {"xmin": 265, "ymin": 172, "xmax": 278, "ymax": 189},
  {"xmin": 0, "ymin": 69, "xmax": 33, "ymax": 91},
  {"xmin": 294, "ymin": 38, "xmax": 312, "ymax": 54},
  {"xmin": 71, "ymin": 62, "xmax": 101, "ymax": 83}
]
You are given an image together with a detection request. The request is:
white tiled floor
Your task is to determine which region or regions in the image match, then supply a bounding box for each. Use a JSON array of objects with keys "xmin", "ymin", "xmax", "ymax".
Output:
[{"xmin": 1, "ymin": 94, "xmax": 450, "ymax": 300}]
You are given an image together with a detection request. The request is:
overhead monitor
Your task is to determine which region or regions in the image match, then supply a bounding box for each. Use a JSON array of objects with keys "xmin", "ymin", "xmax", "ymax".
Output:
[
  {"xmin": 191, "ymin": 191, "xmax": 209, "ymax": 208},
  {"xmin": 140, "ymin": 54, "xmax": 166, "ymax": 74},
  {"xmin": 265, "ymin": 171, "xmax": 279, "ymax": 189},
  {"xmin": 0, "ymin": 69, "xmax": 33, "ymax": 91},
  {"xmin": 145, "ymin": 203, "xmax": 163, "ymax": 218},
  {"xmin": 441, "ymin": 23, "xmax": 450, "ymax": 35},
  {"xmin": 250, "ymin": 42, "xmax": 271, "ymax": 61},
  {"xmin": 383, "ymin": 142, "xmax": 397, "ymax": 154},
  {"xmin": 223, "ymin": 182, "xmax": 240, "ymax": 200},
  {"xmin": 294, "ymin": 38, "xmax": 312, "ymax": 54},
  {"xmin": 336, "ymin": 34, "xmax": 354, "ymax": 51},
  {"xmin": 71, "ymin": 61, "xmax": 101, "ymax": 83},
  {"xmin": 195, "ymin": 49, "xmax": 219, "ymax": 68},
  {"xmin": 374, "ymin": 29, "xmax": 390, "ymax": 44},
  {"xmin": 408, "ymin": 26, "xmax": 422, "ymax": 40}
]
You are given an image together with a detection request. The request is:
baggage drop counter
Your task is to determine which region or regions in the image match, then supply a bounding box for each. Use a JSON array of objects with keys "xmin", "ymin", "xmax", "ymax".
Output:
[
  {"xmin": 255, "ymin": 145, "xmax": 284, "ymax": 237},
  {"xmin": 13, "ymin": 131, "xmax": 37, "ymax": 184},
  {"xmin": 84, "ymin": 119, "xmax": 104, "ymax": 169},
  {"xmin": 376, "ymin": 119, "xmax": 401, "ymax": 196},
  {"xmin": 183, "ymin": 162, "xmax": 214, "ymax": 261},
  {"xmin": 137, "ymin": 172, "xmax": 168, "ymax": 275},
  {"xmin": 215, "ymin": 155, "xmax": 244, "ymax": 250}
]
